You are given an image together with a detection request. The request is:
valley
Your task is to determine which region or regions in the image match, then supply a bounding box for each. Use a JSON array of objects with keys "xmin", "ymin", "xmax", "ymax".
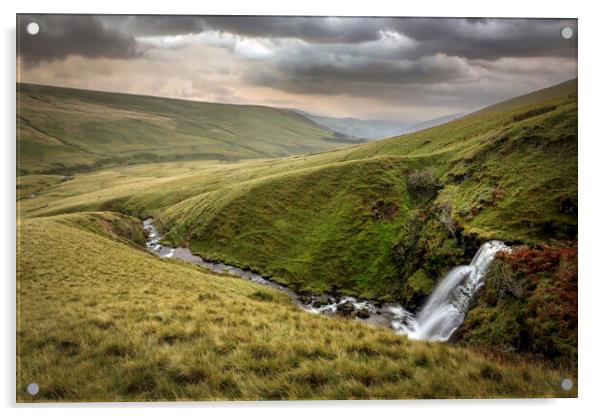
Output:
[{"xmin": 16, "ymin": 79, "xmax": 578, "ymax": 401}]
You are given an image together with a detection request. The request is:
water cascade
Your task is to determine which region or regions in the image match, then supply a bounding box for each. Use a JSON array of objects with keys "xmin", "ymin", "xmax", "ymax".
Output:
[{"xmin": 397, "ymin": 241, "xmax": 510, "ymax": 341}]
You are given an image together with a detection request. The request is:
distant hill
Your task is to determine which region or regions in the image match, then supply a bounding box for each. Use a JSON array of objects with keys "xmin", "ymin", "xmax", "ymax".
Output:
[
  {"xmin": 16, "ymin": 83, "xmax": 347, "ymax": 175},
  {"xmin": 295, "ymin": 111, "xmax": 409, "ymax": 140},
  {"xmin": 298, "ymin": 110, "xmax": 465, "ymax": 140}
]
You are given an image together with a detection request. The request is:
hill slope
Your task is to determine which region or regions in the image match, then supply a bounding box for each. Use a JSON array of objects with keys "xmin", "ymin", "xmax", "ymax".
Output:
[
  {"xmin": 16, "ymin": 83, "xmax": 345, "ymax": 175},
  {"xmin": 17, "ymin": 212, "xmax": 574, "ymax": 401},
  {"xmin": 298, "ymin": 111, "xmax": 464, "ymax": 140},
  {"xmin": 17, "ymin": 79, "xmax": 578, "ymax": 372},
  {"xmin": 18, "ymin": 80, "xmax": 577, "ymax": 304},
  {"xmin": 158, "ymin": 79, "xmax": 577, "ymax": 299}
]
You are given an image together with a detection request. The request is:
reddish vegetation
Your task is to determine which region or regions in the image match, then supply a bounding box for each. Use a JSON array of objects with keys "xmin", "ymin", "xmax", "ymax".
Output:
[
  {"xmin": 499, "ymin": 243, "xmax": 577, "ymax": 327},
  {"xmin": 499, "ymin": 243, "xmax": 575, "ymax": 274},
  {"xmin": 456, "ymin": 242, "xmax": 577, "ymax": 366},
  {"xmin": 100, "ymin": 219, "xmax": 116, "ymax": 237}
]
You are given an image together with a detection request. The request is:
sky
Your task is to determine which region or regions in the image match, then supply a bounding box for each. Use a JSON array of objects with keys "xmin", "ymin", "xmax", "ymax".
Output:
[{"xmin": 17, "ymin": 15, "xmax": 577, "ymax": 123}]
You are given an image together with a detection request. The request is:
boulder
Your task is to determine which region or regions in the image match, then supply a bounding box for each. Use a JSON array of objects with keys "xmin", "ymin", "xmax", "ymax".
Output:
[
  {"xmin": 336, "ymin": 301, "xmax": 355, "ymax": 317},
  {"xmin": 312, "ymin": 299, "xmax": 330, "ymax": 308},
  {"xmin": 356, "ymin": 308, "xmax": 371, "ymax": 319}
]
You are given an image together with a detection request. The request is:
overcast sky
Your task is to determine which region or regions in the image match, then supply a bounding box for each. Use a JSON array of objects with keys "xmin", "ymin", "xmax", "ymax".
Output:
[{"xmin": 17, "ymin": 15, "xmax": 577, "ymax": 122}]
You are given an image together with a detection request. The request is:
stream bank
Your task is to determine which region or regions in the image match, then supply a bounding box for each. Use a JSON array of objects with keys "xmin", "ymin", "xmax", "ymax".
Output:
[{"xmin": 143, "ymin": 218, "xmax": 508, "ymax": 341}]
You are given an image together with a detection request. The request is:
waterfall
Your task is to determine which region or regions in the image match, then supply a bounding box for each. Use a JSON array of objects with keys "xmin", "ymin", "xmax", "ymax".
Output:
[{"xmin": 395, "ymin": 241, "xmax": 510, "ymax": 341}]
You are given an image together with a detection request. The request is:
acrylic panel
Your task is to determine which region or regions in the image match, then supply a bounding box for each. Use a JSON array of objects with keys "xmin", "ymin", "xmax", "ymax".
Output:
[{"xmin": 16, "ymin": 14, "xmax": 578, "ymax": 402}]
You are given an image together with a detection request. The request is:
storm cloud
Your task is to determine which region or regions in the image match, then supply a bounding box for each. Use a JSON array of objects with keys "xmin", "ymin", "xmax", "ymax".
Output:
[
  {"xmin": 17, "ymin": 14, "xmax": 577, "ymax": 121},
  {"xmin": 18, "ymin": 15, "xmax": 140, "ymax": 65}
]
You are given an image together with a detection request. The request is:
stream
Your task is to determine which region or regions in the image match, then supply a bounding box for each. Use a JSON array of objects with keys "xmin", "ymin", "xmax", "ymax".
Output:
[{"xmin": 143, "ymin": 218, "xmax": 509, "ymax": 341}]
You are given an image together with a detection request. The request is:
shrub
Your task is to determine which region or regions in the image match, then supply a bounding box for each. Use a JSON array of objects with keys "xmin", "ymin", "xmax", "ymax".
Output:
[
  {"xmin": 248, "ymin": 290, "xmax": 275, "ymax": 302},
  {"xmin": 433, "ymin": 204, "xmax": 456, "ymax": 236},
  {"xmin": 487, "ymin": 258, "xmax": 525, "ymax": 300},
  {"xmin": 407, "ymin": 170, "xmax": 439, "ymax": 195}
]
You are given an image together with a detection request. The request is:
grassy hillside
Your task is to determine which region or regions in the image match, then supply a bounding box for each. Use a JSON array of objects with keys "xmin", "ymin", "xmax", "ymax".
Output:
[
  {"xmin": 16, "ymin": 80, "xmax": 578, "ymax": 400},
  {"xmin": 18, "ymin": 80, "xmax": 577, "ymax": 303},
  {"xmin": 17, "ymin": 83, "xmax": 345, "ymax": 175},
  {"xmin": 17, "ymin": 212, "xmax": 574, "ymax": 401},
  {"xmin": 162, "ymin": 80, "xmax": 576, "ymax": 300}
]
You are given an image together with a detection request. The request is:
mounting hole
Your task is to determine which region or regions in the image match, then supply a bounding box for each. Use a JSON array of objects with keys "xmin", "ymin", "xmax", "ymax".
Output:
[
  {"xmin": 560, "ymin": 378, "xmax": 573, "ymax": 391},
  {"xmin": 560, "ymin": 26, "xmax": 574, "ymax": 40},
  {"xmin": 26, "ymin": 22, "xmax": 40, "ymax": 36},
  {"xmin": 26, "ymin": 382, "xmax": 39, "ymax": 396}
]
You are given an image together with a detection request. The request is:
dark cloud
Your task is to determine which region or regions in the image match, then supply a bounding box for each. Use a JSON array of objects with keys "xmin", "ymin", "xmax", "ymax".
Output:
[
  {"xmin": 128, "ymin": 16, "xmax": 577, "ymax": 60},
  {"xmin": 18, "ymin": 15, "xmax": 577, "ymax": 66},
  {"xmin": 392, "ymin": 18, "xmax": 577, "ymax": 60},
  {"xmin": 18, "ymin": 15, "xmax": 140, "ymax": 65},
  {"xmin": 17, "ymin": 15, "xmax": 577, "ymax": 121},
  {"xmin": 224, "ymin": 17, "xmax": 576, "ymax": 96},
  {"xmin": 105, "ymin": 15, "xmax": 208, "ymax": 37},
  {"xmin": 201, "ymin": 16, "xmax": 385, "ymax": 44},
  {"xmin": 250, "ymin": 53, "xmax": 474, "ymax": 93},
  {"xmin": 100, "ymin": 15, "xmax": 386, "ymax": 44},
  {"xmin": 122, "ymin": 16, "xmax": 576, "ymax": 58},
  {"xmin": 206, "ymin": 17, "xmax": 577, "ymax": 59}
]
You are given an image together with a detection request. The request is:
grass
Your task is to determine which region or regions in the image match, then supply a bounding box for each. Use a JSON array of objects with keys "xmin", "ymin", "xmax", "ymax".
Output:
[
  {"xmin": 17, "ymin": 213, "xmax": 576, "ymax": 401},
  {"xmin": 16, "ymin": 174, "xmax": 65, "ymax": 200},
  {"xmin": 17, "ymin": 83, "xmax": 348, "ymax": 175}
]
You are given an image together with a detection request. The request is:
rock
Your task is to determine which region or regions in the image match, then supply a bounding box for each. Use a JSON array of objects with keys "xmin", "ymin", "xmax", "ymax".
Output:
[
  {"xmin": 356, "ymin": 308, "xmax": 371, "ymax": 319},
  {"xmin": 297, "ymin": 294, "xmax": 312, "ymax": 304},
  {"xmin": 312, "ymin": 299, "xmax": 329, "ymax": 308},
  {"xmin": 336, "ymin": 301, "xmax": 355, "ymax": 317}
]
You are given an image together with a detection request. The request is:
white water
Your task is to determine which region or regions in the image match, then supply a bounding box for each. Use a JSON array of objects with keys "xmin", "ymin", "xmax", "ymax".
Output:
[
  {"xmin": 397, "ymin": 241, "xmax": 510, "ymax": 341},
  {"xmin": 143, "ymin": 218, "xmax": 508, "ymax": 341}
]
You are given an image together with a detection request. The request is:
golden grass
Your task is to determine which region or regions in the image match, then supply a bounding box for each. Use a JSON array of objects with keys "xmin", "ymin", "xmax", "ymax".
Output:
[{"xmin": 17, "ymin": 213, "xmax": 576, "ymax": 401}]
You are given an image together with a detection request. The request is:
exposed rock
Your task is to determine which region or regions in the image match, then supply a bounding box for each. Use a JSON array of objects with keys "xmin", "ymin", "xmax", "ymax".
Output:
[
  {"xmin": 356, "ymin": 308, "xmax": 371, "ymax": 319},
  {"xmin": 336, "ymin": 301, "xmax": 355, "ymax": 317},
  {"xmin": 312, "ymin": 299, "xmax": 329, "ymax": 308},
  {"xmin": 297, "ymin": 294, "xmax": 312, "ymax": 304}
]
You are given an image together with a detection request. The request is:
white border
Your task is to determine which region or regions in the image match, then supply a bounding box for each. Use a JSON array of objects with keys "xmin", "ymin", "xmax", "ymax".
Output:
[{"xmin": 2, "ymin": 1, "xmax": 600, "ymax": 415}]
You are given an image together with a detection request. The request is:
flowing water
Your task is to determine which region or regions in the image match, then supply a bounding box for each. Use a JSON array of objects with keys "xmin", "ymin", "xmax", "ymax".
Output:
[
  {"xmin": 143, "ymin": 218, "xmax": 509, "ymax": 341},
  {"xmin": 404, "ymin": 241, "xmax": 510, "ymax": 341}
]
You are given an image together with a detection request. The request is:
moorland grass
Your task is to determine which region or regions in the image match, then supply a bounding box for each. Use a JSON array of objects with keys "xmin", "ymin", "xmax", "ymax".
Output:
[{"xmin": 17, "ymin": 213, "xmax": 576, "ymax": 401}]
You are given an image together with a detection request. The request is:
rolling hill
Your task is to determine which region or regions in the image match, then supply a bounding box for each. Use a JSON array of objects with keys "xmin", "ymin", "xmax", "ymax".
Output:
[
  {"xmin": 157, "ymin": 80, "xmax": 576, "ymax": 300},
  {"xmin": 16, "ymin": 83, "xmax": 347, "ymax": 175},
  {"xmin": 17, "ymin": 79, "xmax": 578, "ymax": 388}
]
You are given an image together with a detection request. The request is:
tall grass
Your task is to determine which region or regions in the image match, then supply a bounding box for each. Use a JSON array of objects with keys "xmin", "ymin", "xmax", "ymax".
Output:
[{"xmin": 17, "ymin": 214, "xmax": 575, "ymax": 401}]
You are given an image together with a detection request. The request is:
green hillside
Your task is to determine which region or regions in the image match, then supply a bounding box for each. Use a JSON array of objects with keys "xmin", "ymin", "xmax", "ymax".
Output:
[
  {"xmin": 18, "ymin": 80, "xmax": 577, "ymax": 300},
  {"xmin": 17, "ymin": 80, "xmax": 578, "ymax": 381},
  {"xmin": 17, "ymin": 212, "xmax": 574, "ymax": 401},
  {"xmin": 159, "ymin": 80, "xmax": 579, "ymax": 298},
  {"xmin": 16, "ymin": 83, "xmax": 346, "ymax": 175}
]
